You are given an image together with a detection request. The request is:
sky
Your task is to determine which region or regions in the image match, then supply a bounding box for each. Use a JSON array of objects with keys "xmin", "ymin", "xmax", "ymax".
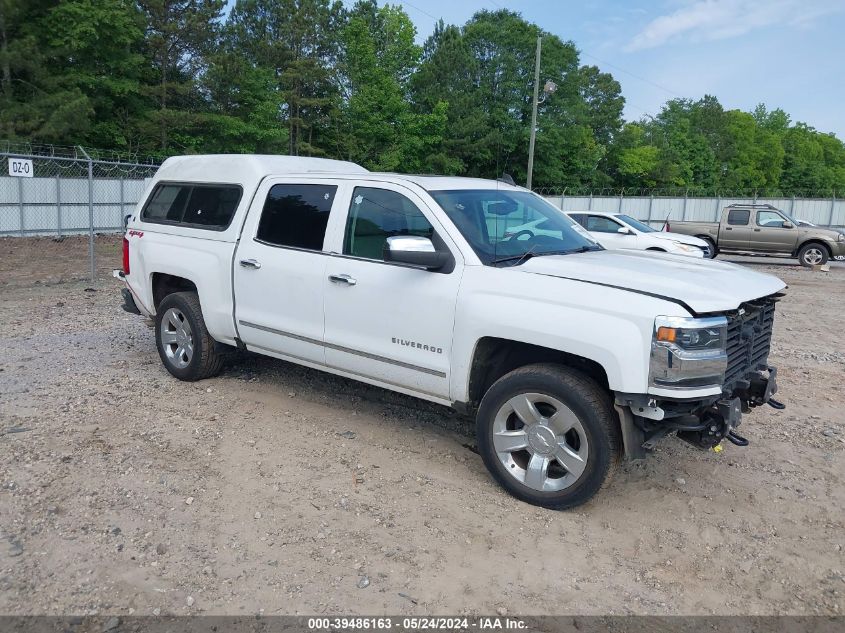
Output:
[{"xmin": 359, "ymin": 0, "xmax": 845, "ymax": 139}]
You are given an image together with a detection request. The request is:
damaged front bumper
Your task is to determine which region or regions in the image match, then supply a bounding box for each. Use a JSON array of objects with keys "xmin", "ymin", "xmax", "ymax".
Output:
[{"xmin": 615, "ymin": 366, "xmax": 781, "ymax": 460}]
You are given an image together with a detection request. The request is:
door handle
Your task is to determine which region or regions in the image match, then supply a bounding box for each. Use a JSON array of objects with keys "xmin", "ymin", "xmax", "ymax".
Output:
[
  {"xmin": 240, "ymin": 259, "xmax": 261, "ymax": 269},
  {"xmin": 754, "ymin": 228, "xmax": 761, "ymax": 232},
  {"xmin": 725, "ymin": 227, "xmax": 732, "ymax": 231},
  {"xmin": 329, "ymin": 273, "xmax": 357, "ymax": 286}
]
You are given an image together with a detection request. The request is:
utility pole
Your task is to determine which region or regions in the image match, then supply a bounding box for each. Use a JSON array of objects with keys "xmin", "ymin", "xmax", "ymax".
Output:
[{"xmin": 526, "ymin": 36, "xmax": 542, "ymax": 191}]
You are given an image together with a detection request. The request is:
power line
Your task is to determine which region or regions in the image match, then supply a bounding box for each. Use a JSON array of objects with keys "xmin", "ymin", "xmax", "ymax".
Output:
[
  {"xmin": 399, "ymin": 0, "xmax": 439, "ymax": 22},
  {"xmin": 580, "ymin": 51, "xmax": 683, "ymax": 98}
]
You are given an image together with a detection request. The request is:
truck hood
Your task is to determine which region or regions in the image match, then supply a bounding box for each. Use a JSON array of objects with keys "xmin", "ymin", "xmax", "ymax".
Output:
[{"xmin": 518, "ymin": 250, "xmax": 786, "ymax": 314}]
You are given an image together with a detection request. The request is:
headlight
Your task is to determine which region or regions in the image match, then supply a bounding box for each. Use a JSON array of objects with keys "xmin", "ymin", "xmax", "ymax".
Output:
[
  {"xmin": 650, "ymin": 316, "xmax": 728, "ymax": 389},
  {"xmin": 672, "ymin": 242, "xmax": 695, "ymax": 252},
  {"xmin": 837, "ymin": 232, "xmax": 844, "ymax": 242}
]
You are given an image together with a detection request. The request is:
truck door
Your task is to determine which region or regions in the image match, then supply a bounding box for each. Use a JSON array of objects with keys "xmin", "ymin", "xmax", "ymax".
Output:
[
  {"xmin": 750, "ymin": 209, "xmax": 798, "ymax": 254},
  {"xmin": 720, "ymin": 208, "xmax": 753, "ymax": 251},
  {"xmin": 233, "ymin": 178, "xmax": 348, "ymax": 365},
  {"xmin": 322, "ymin": 182, "xmax": 462, "ymax": 401}
]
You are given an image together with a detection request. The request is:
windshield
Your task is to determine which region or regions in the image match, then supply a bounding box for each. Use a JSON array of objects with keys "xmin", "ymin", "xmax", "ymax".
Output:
[
  {"xmin": 429, "ymin": 189, "xmax": 601, "ymax": 265},
  {"xmin": 617, "ymin": 214, "xmax": 657, "ymax": 233}
]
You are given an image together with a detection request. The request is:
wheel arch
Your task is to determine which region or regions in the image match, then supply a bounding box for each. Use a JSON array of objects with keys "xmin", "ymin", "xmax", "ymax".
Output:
[
  {"xmin": 464, "ymin": 337, "xmax": 610, "ymax": 411},
  {"xmin": 795, "ymin": 239, "xmax": 832, "ymax": 259},
  {"xmin": 151, "ymin": 272, "xmax": 198, "ymax": 311}
]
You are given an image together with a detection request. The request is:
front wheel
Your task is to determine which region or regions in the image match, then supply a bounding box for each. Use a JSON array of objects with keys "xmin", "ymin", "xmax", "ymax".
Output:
[
  {"xmin": 476, "ymin": 364, "xmax": 621, "ymax": 510},
  {"xmin": 700, "ymin": 237, "xmax": 717, "ymax": 259},
  {"xmin": 155, "ymin": 291, "xmax": 224, "ymax": 381},
  {"xmin": 798, "ymin": 243, "xmax": 829, "ymax": 267}
]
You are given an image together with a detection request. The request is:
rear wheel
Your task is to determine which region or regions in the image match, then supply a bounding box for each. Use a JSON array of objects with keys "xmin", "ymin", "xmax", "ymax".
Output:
[
  {"xmin": 155, "ymin": 292, "xmax": 224, "ymax": 381},
  {"xmin": 798, "ymin": 243, "xmax": 829, "ymax": 267},
  {"xmin": 476, "ymin": 364, "xmax": 620, "ymax": 510}
]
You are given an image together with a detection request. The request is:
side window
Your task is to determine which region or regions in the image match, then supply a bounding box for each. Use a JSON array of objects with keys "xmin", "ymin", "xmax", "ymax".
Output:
[
  {"xmin": 586, "ymin": 215, "xmax": 622, "ymax": 233},
  {"xmin": 256, "ymin": 184, "xmax": 337, "ymax": 250},
  {"xmin": 142, "ymin": 185, "xmax": 190, "ymax": 223},
  {"xmin": 757, "ymin": 210, "xmax": 785, "ymax": 227},
  {"xmin": 343, "ymin": 187, "xmax": 434, "ymax": 261},
  {"xmin": 727, "ymin": 209, "xmax": 750, "ymax": 225},
  {"xmin": 141, "ymin": 183, "xmax": 241, "ymax": 230},
  {"xmin": 568, "ymin": 213, "xmax": 587, "ymax": 227},
  {"xmin": 183, "ymin": 186, "xmax": 241, "ymax": 228}
]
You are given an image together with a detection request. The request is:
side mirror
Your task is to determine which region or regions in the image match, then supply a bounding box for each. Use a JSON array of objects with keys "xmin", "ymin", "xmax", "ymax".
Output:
[
  {"xmin": 617, "ymin": 226, "xmax": 633, "ymax": 235},
  {"xmin": 123, "ymin": 214, "xmax": 133, "ymax": 230},
  {"xmin": 782, "ymin": 221, "xmax": 793, "ymax": 229},
  {"xmin": 384, "ymin": 236, "xmax": 449, "ymax": 270}
]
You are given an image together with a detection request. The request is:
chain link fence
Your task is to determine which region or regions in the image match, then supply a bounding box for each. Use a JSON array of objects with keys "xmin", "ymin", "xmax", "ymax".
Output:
[{"xmin": 0, "ymin": 145, "xmax": 159, "ymax": 288}]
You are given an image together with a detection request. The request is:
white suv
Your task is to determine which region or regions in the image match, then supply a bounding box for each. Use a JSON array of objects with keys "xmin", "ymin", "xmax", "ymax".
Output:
[{"xmin": 116, "ymin": 155, "xmax": 786, "ymax": 509}]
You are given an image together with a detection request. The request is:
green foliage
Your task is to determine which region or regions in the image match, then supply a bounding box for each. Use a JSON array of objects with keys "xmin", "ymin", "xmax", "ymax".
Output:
[
  {"xmin": 0, "ymin": 1, "xmax": 841, "ymax": 194},
  {"xmin": 337, "ymin": 3, "xmax": 457, "ymax": 173}
]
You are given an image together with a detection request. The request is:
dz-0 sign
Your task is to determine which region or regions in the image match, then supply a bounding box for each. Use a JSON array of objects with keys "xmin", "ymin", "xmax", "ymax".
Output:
[{"xmin": 8, "ymin": 158, "xmax": 34, "ymax": 178}]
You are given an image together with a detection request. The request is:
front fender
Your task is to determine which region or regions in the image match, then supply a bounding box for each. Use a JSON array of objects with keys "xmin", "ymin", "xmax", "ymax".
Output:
[{"xmin": 450, "ymin": 266, "xmax": 689, "ymax": 402}]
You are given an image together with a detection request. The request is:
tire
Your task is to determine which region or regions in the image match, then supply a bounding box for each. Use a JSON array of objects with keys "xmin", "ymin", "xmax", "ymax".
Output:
[
  {"xmin": 155, "ymin": 291, "xmax": 224, "ymax": 381},
  {"xmin": 476, "ymin": 363, "xmax": 621, "ymax": 510},
  {"xmin": 699, "ymin": 237, "xmax": 717, "ymax": 259},
  {"xmin": 797, "ymin": 242, "xmax": 829, "ymax": 267}
]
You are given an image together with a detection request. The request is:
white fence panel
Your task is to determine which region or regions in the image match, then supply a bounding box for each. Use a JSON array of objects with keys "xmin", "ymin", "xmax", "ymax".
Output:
[{"xmin": 543, "ymin": 194, "xmax": 844, "ymax": 228}]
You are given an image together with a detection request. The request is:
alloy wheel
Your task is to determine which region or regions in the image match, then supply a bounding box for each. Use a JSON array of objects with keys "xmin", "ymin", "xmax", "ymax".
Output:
[
  {"xmin": 491, "ymin": 392, "xmax": 589, "ymax": 492},
  {"xmin": 160, "ymin": 307, "xmax": 194, "ymax": 369}
]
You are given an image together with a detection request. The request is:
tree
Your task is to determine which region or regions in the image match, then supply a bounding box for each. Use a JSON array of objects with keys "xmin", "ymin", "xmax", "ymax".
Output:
[
  {"xmin": 199, "ymin": 29, "xmax": 288, "ymax": 154},
  {"xmin": 0, "ymin": 0, "xmax": 147, "ymax": 148},
  {"xmin": 227, "ymin": 0, "xmax": 345, "ymax": 157},
  {"xmin": 337, "ymin": 2, "xmax": 454, "ymax": 172},
  {"xmin": 578, "ymin": 64, "xmax": 624, "ymax": 186},
  {"xmin": 410, "ymin": 20, "xmax": 485, "ymax": 174},
  {"xmin": 137, "ymin": 0, "xmax": 224, "ymax": 152}
]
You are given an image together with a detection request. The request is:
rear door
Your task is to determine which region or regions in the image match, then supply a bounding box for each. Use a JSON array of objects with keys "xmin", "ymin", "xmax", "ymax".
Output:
[
  {"xmin": 233, "ymin": 178, "xmax": 349, "ymax": 365},
  {"xmin": 719, "ymin": 208, "xmax": 752, "ymax": 250},
  {"xmin": 750, "ymin": 209, "xmax": 798, "ymax": 253},
  {"xmin": 321, "ymin": 182, "xmax": 462, "ymax": 401}
]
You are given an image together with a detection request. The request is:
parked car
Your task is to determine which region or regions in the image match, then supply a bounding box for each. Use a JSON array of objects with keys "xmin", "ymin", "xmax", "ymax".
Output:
[
  {"xmin": 559, "ymin": 211, "xmax": 712, "ymax": 258},
  {"xmin": 116, "ymin": 155, "xmax": 786, "ymax": 510},
  {"xmin": 666, "ymin": 204, "xmax": 845, "ymax": 266}
]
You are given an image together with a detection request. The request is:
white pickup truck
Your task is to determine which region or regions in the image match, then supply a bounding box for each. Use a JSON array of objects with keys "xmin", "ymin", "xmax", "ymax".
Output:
[{"xmin": 116, "ymin": 155, "xmax": 787, "ymax": 509}]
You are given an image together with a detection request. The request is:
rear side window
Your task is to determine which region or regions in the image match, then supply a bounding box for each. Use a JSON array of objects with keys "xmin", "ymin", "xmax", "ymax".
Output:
[
  {"xmin": 256, "ymin": 184, "xmax": 337, "ymax": 250},
  {"xmin": 343, "ymin": 187, "xmax": 434, "ymax": 261},
  {"xmin": 141, "ymin": 183, "xmax": 241, "ymax": 230},
  {"xmin": 727, "ymin": 209, "xmax": 750, "ymax": 226}
]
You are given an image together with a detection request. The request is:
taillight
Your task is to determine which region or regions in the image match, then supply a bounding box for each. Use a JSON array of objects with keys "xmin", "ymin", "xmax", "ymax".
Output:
[{"xmin": 122, "ymin": 237, "xmax": 130, "ymax": 275}]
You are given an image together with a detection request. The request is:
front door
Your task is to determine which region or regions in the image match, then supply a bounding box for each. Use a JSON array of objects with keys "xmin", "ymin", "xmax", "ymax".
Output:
[
  {"xmin": 234, "ymin": 178, "xmax": 348, "ymax": 365},
  {"xmin": 322, "ymin": 183, "xmax": 462, "ymax": 401},
  {"xmin": 750, "ymin": 209, "xmax": 798, "ymax": 253}
]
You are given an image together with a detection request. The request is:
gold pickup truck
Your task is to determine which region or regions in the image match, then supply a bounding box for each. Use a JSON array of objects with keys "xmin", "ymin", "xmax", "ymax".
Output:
[{"xmin": 666, "ymin": 204, "xmax": 845, "ymax": 267}]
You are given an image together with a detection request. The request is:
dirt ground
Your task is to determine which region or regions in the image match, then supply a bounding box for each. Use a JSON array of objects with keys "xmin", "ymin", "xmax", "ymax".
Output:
[{"xmin": 0, "ymin": 240, "xmax": 843, "ymax": 617}]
